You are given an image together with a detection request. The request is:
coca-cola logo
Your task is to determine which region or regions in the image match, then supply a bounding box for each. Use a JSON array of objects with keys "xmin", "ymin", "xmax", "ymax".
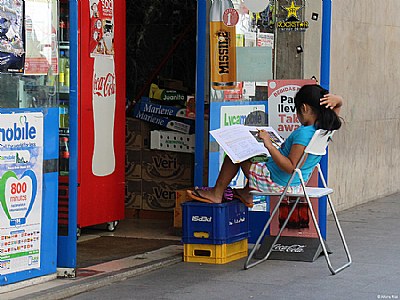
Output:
[
  {"xmin": 93, "ymin": 72, "xmax": 116, "ymax": 97},
  {"xmin": 272, "ymin": 244, "xmax": 306, "ymax": 253}
]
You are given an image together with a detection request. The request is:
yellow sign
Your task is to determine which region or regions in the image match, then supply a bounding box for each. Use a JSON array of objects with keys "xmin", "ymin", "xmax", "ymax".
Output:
[
  {"xmin": 277, "ymin": 0, "xmax": 308, "ymax": 31},
  {"xmin": 284, "ymin": 1, "xmax": 301, "ymax": 19}
]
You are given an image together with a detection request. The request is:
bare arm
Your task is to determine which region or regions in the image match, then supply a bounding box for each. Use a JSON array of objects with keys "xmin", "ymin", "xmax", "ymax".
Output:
[
  {"xmin": 258, "ymin": 130, "xmax": 305, "ymax": 174},
  {"xmin": 320, "ymin": 93, "xmax": 343, "ymax": 116}
]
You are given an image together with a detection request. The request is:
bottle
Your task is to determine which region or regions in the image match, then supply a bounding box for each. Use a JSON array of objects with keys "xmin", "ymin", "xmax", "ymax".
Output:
[
  {"xmin": 278, "ymin": 198, "xmax": 289, "ymax": 228},
  {"xmin": 64, "ymin": 6, "xmax": 69, "ymax": 41},
  {"xmin": 64, "ymin": 58, "xmax": 70, "ymax": 87},
  {"xmin": 210, "ymin": 0, "xmax": 237, "ymax": 90},
  {"xmin": 288, "ymin": 197, "xmax": 300, "ymax": 229},
  {"xmin": 59, "ymin": 101, "xmax": 69, "ymax": 128},
  {"xmin": 92, "ymin": 56, "xmax": 116, "ymax": 176},
  {"xmin": 59, "ymin": 50, "xmax": 66, "ymax": 87},
  {"xmin": 59, "ymin": 136, "xmax": 70, "ymax": 174},
  {"xmin": 59, "ymin": 19, "xmax": 66, "ymax": 42},
  {"xmin": 299, "ymin": 200, "xmax": 310, "ymax": 228},
  {"xmin": 59, "ymin": 4, "xmax": 69, "ymax": 41}
]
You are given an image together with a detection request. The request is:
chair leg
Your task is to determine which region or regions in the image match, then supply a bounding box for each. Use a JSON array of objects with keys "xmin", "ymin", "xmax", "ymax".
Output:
[
  {"xmin": 325, "ymin": 195, "xmax": 352, "ymax": 274},
  {"xmin": 244, "ymin": 193, "xmax": 352, "ymax": 274},
  {"xmin": 244, "ymin": 195, "xmax": 302, "ymax": 269},
  {"xmin": 315, "ymin": 165, "xmax": 352, "ymax": 274},
  {"xmin": 304, "ymin": 193, "xmax": 352, "ymax": 275}
]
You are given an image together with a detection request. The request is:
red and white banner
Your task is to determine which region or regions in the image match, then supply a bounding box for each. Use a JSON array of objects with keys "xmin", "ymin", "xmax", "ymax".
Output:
[{"xmin": 268, "ymin": 79, "xmax": 315, "ymax": 139}]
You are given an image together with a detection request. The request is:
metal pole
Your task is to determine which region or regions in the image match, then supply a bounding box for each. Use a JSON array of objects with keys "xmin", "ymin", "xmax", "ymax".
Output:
[{"xmin": 319, "ymin": 0, "xmax": 332, "ymax": 239}]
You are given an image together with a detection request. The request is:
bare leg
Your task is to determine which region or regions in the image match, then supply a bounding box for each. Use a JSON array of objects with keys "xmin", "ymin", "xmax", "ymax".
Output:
[
  {"xmin": 196, "ymin": 156, "xmax": 252, "ymax": 203},
  {"xmin": 232, "ymin": 160, "xmax": 255, "ymax": 205}
]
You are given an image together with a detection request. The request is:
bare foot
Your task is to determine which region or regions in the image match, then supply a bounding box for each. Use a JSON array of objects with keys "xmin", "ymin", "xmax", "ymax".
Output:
[{"xmin": 195, "ymin": 188, "xmax": 222, "ymax": 204}]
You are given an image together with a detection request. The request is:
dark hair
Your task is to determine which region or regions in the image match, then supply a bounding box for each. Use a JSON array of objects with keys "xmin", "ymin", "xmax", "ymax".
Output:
[{"xmin": 294, "ymin": 84, "xmax": 342, "ymax": 131}]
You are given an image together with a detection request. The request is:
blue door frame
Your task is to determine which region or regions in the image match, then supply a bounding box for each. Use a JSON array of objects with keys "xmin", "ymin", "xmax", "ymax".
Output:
[{"xmin": 57, "ymin": 0, "xmax": 78, "ymax": 269}]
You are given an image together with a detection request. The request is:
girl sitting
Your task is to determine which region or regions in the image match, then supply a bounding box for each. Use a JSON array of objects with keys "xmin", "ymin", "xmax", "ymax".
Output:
[{"xmin": 188, "ymin": 84, "xmax": 344, "ymax": 207}]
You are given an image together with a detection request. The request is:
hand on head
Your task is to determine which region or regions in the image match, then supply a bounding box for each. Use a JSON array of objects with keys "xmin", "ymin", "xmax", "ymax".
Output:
[{"xmin": 320, "ymin": 93, "xmax": 343, "ymax": 110}]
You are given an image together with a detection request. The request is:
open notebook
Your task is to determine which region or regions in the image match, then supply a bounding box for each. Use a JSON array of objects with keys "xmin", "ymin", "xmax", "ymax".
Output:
[{"xmin": 210, "ymin": 124, "xmax": 284, "ymax": 163}]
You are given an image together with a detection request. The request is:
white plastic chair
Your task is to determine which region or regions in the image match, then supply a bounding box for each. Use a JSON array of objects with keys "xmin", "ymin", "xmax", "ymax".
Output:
[{"xmin": 244, "ymin": 130, "xmax": 352, "ymax": 275}]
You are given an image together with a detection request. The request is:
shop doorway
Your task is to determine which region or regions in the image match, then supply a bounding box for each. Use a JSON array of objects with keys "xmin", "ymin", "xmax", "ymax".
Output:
[{"xmin": 75, "ymin": 0, "xmax": 197, "ymax": 268}]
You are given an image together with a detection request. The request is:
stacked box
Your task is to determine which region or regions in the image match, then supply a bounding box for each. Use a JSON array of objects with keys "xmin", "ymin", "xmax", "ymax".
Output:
[
  {"xmin": 182, "ymin": 199, "xmax": 249, "ymax": 264},
  {"xmin": 125, "ymin": 117, "xmax": 194, "ymax": 211},
  {"xmin": 125, "ymin": 150, "xmax": 193, "ymax": 210},
  {"xmin": 141, "ymin": 180, "xmax": 191, "ymax": 211},
  {"xmin": 125, "ymin": 179, "xmax": 142, "ymax": 209},
  {"xmin": 132, "ymin": 102, "xmax": 193, "ymax": 134},
  {"xmin": 141, "ymin": 149, "xmax": 193, "ymax": 182},
  {"xmin": 150, "ymin": 130, "xmax": 195, "ymax": 153},
  {"xmin": 126, "ymin": 117, "xmax": 154, "ymax": 150},
  {"xmin": 126, "ymin": 90, "xmax": 196, "ymax": 213},
  {"xmin": 174, "ymin": 188, "xmax": 193, "ymax": 228},
  {"xmin": 126, "ymin": 117, "xmax": 143, "ymax": 149},
  {"xmin": 125, "ymin": 150, "xmax": 141, "ymax": 180}
]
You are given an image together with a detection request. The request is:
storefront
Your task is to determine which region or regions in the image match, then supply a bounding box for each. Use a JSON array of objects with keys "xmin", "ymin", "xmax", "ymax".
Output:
[
  {"xmin": 194, "ymin": 0, "xmax": 332, "ymax": 245},
  {"xmin": 0, "ymin": 0, "xmax": 333, "ymax": 286}
]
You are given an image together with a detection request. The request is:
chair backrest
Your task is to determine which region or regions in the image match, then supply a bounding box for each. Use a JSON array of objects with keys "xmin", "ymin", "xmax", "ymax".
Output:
[{"xmin": 304, "ymin": 129, "xmax": 336, "ymax": 156}]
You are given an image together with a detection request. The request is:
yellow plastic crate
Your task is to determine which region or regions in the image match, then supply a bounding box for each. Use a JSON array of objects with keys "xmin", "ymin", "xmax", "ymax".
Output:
[{"xmin": 183, "ymin": 239, "xmax": 248, "ymax": 264}]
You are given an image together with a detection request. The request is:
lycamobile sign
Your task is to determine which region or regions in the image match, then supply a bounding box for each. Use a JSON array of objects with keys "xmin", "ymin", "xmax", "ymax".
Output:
[{"xmin": 0, "ymin": 122, "xmax": 37, "ymax": 142}]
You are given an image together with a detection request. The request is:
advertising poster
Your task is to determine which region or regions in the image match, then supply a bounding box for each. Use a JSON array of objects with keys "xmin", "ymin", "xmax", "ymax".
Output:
[
  {"xmin": 268, "ymin": 79, "xmax": 315, "ymax": 139},
  {"xmin": 89, "ymin": 0, "xmax": 114, "ymax": 57},
  {"xmin": 0, "ymin": 0, "xmax": 25, "ymax": 73},
  {"xmin": 0, "ymin": 112, "xmax": 43, "ymax": 275},
  {"xmin": 24, "ymin": 0, "xmax": 58, "ymax": 75}
]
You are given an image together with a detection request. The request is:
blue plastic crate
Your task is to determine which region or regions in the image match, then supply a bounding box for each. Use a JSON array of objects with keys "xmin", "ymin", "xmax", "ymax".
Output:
[{"xmin": 182, "ymin": 199, "xmax": 249, "ymax": 245}]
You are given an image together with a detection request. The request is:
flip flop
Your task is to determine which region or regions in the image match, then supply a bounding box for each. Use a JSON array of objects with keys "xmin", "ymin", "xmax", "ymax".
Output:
[
  {"xmin": 186, "ymin": 189, "xmax": 214, "ymax": 204},
  {"xmin": 232, "ymin": 189, "xmax": 254, "ymax": 208},
  {"xmin": 195, "ymin": 186, "xmax": 234, "ymax": 202}
]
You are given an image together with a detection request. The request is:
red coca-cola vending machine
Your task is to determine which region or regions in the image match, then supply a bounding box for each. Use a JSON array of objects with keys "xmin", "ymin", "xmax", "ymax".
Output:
[
  {"xmin": 76, "ymin": 0, "xmax": 125, "ymax": 230},
  {"xmin": 57, "ymin": 0, "xmax": 125, "ymax": 270}
]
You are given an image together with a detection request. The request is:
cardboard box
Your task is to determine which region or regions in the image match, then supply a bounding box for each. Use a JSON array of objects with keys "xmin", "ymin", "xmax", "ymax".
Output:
[
  {"xmin": 125, "ymin": 149, "xmax": 142, "ymax": 179},
  {"xmin": 126, "ymin": 117, "xmax": 143, "ymax": 149},
  {"xmin": 141, "ymin": 180, "xmax": 192, "ymax": 211},
  {"xmin": 139, "ymin": 97, "xmax": 190, "ymax": 119},
  {"xmin": 132, "ymin": 104, "xmax": 192, "ymax": 134},
  {"xmin": 125, "ymin": 179, "xmax": 142, "ymax": 209},
  {"xmin": 126, "ymin": 117, "xmax": 154, "ymax": 150},
  {"xmin": 158, "ymin": 78, "xmax": 188, "ymax": 92},
  {"xmin": 149, "ymin": 83, "xmax": 187, "ymax": 101},
  {"xmin": 174, "ymin": 188, "xmax": 193, "ymax": 228},
  {"xmin": 150, "ymin": 130, "xmax": 195, "ymax": 153},
  {"xmin": 141, "ymin": 149, "xmax": 193, "ymax": 183}
]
